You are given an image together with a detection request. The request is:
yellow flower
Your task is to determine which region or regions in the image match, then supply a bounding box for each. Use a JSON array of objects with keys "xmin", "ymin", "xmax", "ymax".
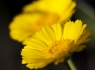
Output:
[
  {"xmin": 9, "ymin": 13, "xmax": 62, "ymax": 44},
  {"xmin": 23, "ymin": 0, "xmax": 76, "ymax": 22},
  {"xmin": 21, "ymin": 20, "xmax": 91, "ymax": 69},
  {"xmin": 9, "ymin": 0, "xmax": 76, "ymax": 44}
]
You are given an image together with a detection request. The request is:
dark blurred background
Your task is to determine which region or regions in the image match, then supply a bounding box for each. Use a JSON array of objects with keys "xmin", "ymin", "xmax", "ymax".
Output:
[{"xmin": 0, "ymin": 0, "xmax": 95, "ymax": 70}]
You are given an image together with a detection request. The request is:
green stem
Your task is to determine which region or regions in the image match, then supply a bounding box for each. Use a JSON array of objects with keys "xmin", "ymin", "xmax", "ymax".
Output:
[
  {"xmin": 63, "ymin": 59, "xmax": 77, "ymax": 70},
  {"xmin": 68, "ymin": 59, "xmax": 77, "ymax": 70}
]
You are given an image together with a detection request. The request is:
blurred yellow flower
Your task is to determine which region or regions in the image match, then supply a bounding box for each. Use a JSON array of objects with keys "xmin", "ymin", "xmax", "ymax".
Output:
[
  {"xmin": 23, "ymin": 0, "xmax": 76, "ymax": 22},
  {"xmin": 9, "ymin": 0, "xmax": 76, "ymax": 44},
  {"xmin": 21, "ymin": 20, "xmax": 91, "ymax": 69}
]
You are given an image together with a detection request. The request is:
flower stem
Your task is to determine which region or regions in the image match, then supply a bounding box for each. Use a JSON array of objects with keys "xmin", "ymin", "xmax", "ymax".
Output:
[
  {"xmin": 68, "ymin": 59, "xmax": 77, "ymax": 70},
  {"xmin": 63, "ymin": 59, "xmax": 77, "ymax": 70}
]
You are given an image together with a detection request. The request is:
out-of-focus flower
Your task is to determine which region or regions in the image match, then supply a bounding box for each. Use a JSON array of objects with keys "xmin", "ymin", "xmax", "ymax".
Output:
[
  {"xmin": 21, "ymin": 20, "xmax": 91, "ymax": 69},
  {"xmin": 23, "ymin": 0, "xmax": 76, "ymax": 22},
  {"xmin": 9, "ymin": 0, "xmax": 76, "ymax": 44}
]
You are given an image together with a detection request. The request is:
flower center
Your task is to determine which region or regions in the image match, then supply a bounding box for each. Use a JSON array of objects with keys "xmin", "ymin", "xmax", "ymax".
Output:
[{"xmin": 43, "ymin": 39, "xmax": 74, "ymax": 60}]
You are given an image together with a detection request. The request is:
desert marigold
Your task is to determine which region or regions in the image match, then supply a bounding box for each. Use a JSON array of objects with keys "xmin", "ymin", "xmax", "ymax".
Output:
[
  {"xmin": 23, "ymin": 0, "xmax": 76, "ymax": 22},
  {"xmin": 21, "ymin": 20, "xmax": 91, "ymax": 69},
  {"xmin": 9, "ymin": 0, "xmax": 76, "ymax": 44}
]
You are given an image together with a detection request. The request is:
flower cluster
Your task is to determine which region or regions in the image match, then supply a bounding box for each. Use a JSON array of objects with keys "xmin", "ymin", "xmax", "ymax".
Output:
[{"xmin": 9, "ymin": 0, "xmax": 91, "ymax": 69}]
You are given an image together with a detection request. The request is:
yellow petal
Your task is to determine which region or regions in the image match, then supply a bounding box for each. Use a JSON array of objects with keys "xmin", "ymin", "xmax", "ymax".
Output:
[
  {"xmin": 51, "ymin": 23, "xmax": 62, "ymax": 40},
  {"xmin": 70, "ymin": 45, "xmax": 86, "ymax": 52},
  {"xmin": 76, "ymin": 30, "xmax": 91, "ymax": 45}
]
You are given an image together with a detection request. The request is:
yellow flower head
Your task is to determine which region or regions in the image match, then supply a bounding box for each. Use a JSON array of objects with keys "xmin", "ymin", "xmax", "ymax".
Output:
[
  {"xmin": 9, "ymin": 0, "xmax": 76, "ymax": 44},
  {"xmin": 21, "ymin": 20, "xmax": 91, "ymax": 69},
  {"xmin": 23, "ymin": 0, "xmax": 76, "ymax": 22},
  {"xmin": 9, "ymin": 13, "xmax": 61, "ymax": 44}
]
